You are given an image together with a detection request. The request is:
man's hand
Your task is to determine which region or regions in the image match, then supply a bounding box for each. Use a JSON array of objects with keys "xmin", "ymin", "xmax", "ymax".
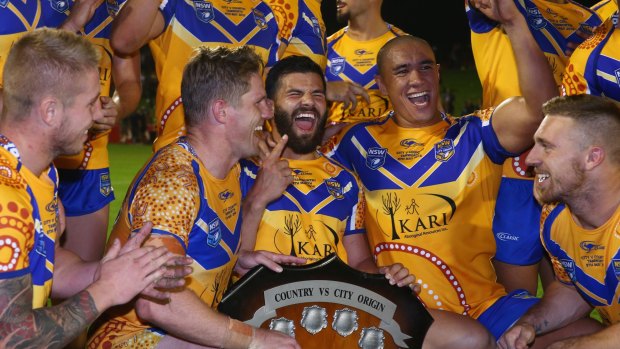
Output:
[
  {"xmin": 252, "ymin": 134, "xmax": 293, "ymax": 208},
  {"xmin": 90, "ymin": 96, "xmax": 118, "ymax": 134},
  {"xmin": 498, "ymin": 323, "xmax": 536, "ymax": 349},
  {"xmin": 470, "ymin": 0, "xmax": 520, "ymax": 24},
  {"xmin": 61, "ymin": 0, "xmax": 99, "ymax": 32},
  {"xmin": 379, "ymin": 263, "xmax": 419, "ymax": 293},
  {"xmin": 326, "ymin": 81, "xmax": 370, "ymax": 112},
  {"xmin": 235, "ymin": 250, "xmax": 306, "ymax": 276}
]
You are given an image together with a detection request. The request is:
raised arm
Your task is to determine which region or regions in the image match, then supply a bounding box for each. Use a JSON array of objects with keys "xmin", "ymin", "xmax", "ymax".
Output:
[
  {"xmin": 111, "ymin": 51, "xmax": 143, "ymax": 121},
  {"xmin": 110, "ymin": 0, "xmax": 166, "ymax": 55},
  {"xmin": 473, "ymin": 0, "xmax": 558, "ymax": 153}
]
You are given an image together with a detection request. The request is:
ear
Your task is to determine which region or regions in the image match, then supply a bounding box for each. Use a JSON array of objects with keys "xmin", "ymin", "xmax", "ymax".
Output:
[
  {"xmin": 39, "ymin": 96, "xmax": 59, "ymax": 127},
  {"xmin": 211, "ymin": 99, "xmax": 228, "ymax": 124},
  {"xmin": 375, "ymin": 75, "xmax": 388, "ymax": 95},
  {"xmin": 584, "ymin": 146, "xmax": 605, "ymax": 171}
]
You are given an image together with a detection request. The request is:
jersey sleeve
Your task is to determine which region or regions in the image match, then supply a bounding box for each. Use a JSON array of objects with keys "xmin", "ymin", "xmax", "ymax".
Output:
[{"xmin": 0, "ymin": 184, "xmax": 35, "ymax": 279}]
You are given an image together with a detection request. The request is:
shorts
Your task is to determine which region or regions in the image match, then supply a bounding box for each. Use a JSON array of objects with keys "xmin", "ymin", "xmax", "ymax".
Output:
[
  {"xmin": 477, "ymin": 289, "xmax": 540, "ymax": 340},
  {"xmin": 493, "ymin": 177, "xmax": 543, "ymax": 265},
  {"xmin": 58, "ymin": 168, "xmax": 115, "ymax": 216}
]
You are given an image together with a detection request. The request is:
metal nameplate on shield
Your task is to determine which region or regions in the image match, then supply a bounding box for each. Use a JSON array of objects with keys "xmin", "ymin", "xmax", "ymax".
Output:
[{"xmin": 218, "ymin": 254, "xmax": 433, "ymax": 349}]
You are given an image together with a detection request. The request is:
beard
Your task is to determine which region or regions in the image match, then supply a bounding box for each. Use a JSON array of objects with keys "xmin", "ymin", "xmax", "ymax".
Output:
[
  {"xmin": 336, "ymin": 11, "xmax": 350, "ymax": 24},
  {"xmin": 273, "ymin": 106, "xmax": 327, "ymax": 155},
  {"xmin": 535, "ymin": 159, "xmax": 587, "ymax": 204}
]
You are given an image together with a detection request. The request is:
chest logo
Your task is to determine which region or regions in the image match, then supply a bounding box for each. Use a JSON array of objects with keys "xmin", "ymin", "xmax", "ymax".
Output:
[
  {"xmin": 366, "ymin": 147, "xmax": 387, "ymax": 170},
  {"xmin": 193, "ymin": 1, "xmax": 215, "ymax": 23},
  {"xmin": 48, "ymin": 0, "xmax": 69, "ymax": 13},
  {"xmin": 206, "ymin": 218, "xmax": 222, "ymax": 247},
  {"xmin": 329, "ymin": 57, "xmax": 346, "ymax": 76},
  {"xmin": 324, "ymin": 178, "xmax": 344, "ymax": 200},
  {"xmin": 253, "ymin": 9, "xmax": 268, "ymax": 30},
  {"xmin": 579, "ymin": 241, "xmax": 604, "ymax": 253},
  {"xmin": 106, "ymin": 0, "xmax": 120, "ymax": 17},
  {"xmin": 218, "ymin": 189, "xmax": 234, "ymax": 202},
  {"xmin": 434, "ymin": 139, "xmax": 454, "ymax": 162},
  {"xmin": 526, "ymin": 6, "xmax": 546, "ymax": 30}
]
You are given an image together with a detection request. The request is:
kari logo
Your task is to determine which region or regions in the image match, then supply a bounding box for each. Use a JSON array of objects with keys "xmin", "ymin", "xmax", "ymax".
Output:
[
  {"xmin": 434, "ymin": 139, "xmax": 454, "ymax": 162},
  {"xmin": 496, "ymin": 232, "xmax": 519, "ymax": 242},
  {"xmin": 366, "ymin": 147, "xmax": 387, "ymax": 170},
  {"xmin": 99, "ymin": 173, "xmax": 112, "ymax": 197},
  {"xmin": 613, "ymin": 259, "xmax": 620, "ymax": 280},
  {"xmin": 218, "ymin": 189, "xmax": 234, "ymax": 202},
  {"xmin": 253, "ymin": 9, "xmax": 268, "ymax": 30},
  {"xmin": 579, "ymin": 241, "xmax": 604, "ymax": 253},
  {"xmin": 193, "ymin": 1, "xmax": 214, "ymax": 23},
  {"xmin": 526, "ymin": 6, "xmax": 546, "ymax": 30},
  {"xmin": 560, "ymin": 259, "xmax": 576, "ymax": 281},
  {"xmin": 48, "ymin": 0, "xmax": 69, "ymax": 12},
  {"xmin": 330, "ymin": 57, "xmax": 346, "ymax": 76},
  {"xmin": 206, "ymin": 218, "xmax": 222, "ymax": 247},
  {"xmin": 324, "ymin": 178, "xmax": 344, "ymax": 200}
]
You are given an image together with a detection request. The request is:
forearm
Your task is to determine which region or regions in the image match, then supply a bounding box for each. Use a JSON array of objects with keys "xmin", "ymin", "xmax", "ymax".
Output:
[
  {"xmin": 548, "ymin": 323, "xmax": 620, "ymax": 349},
  {"xmin": 239, "ymin": 191, "xmax": 269, "ymax": 252},
  {"xmin": 51, "ymin": 246, "xmax": 99, "ymax": 299},
  {"xmin": 112, "ymin": 53, "xmax": 143, "ymax": 120}
]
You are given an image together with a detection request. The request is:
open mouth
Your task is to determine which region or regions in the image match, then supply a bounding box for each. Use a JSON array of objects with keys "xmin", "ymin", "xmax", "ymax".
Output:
[
  {"xmin": 407, "ymin": 91, "xmax": 430, "ymax": 106},
  {"xmin": 537, "ymin": 173, "xmax": 550, "ymax": 183},
  {"xmin": 294, "ymin": 112, "xmax": 317, "ymax": 132}
]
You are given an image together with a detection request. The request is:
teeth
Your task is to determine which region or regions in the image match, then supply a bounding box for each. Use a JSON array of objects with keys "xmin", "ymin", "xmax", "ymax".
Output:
[
  {"xmin": 538, "ymin": 174, "xmax": 550, "ymax": 183},
  {"xmin": 254, "ymin": 126, "xmax": 263, "ymax": 132},
  {"xmin": 407, "ymin": 92, "xmax": 427, "ymax": 98},
  {"xmin": 295, "ymin": 113, "xmax": 315, "ymax": 120}
]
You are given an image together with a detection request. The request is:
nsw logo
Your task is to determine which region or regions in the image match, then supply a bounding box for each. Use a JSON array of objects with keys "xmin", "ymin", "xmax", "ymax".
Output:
[
  {"xmin": 311, "ymin": 16, "xmax": 321, "ymax": 37},
  {"xmin": 366, "ymin": 147, "xmax": 387, "ymax": 170},
  {"xmin": 613, "ymin": 259, "xmax": 620, "ymax": 281},
  {"xmin": 434, "ymin": 139, "xmax": 454, "ymax": 162},
  {"xmin": 579, "ymin": 241, "xmax": 604, "ymax": 253},
  {"xmin": 206, "ymin": 218, "xmax": 222, "ymax": 247},
  {"xmin": 324, "ymin": 178, "xmax": 344, "ymax": 200},
  {"xmin": 106, "ymin": 0, "xmax": 120, "ymax": 16},
  {"xmin": 193, "ymin": 1, "xmax": 214, "ymax": 23},
  {"xmin": 253, "ymin": 9, "xmax": 268, "ymax": 30},
  {"xmin": 330, "ymin": 57, "xmax": 346, "ymax": 76},
  {"xmin": 526, "ymin": 6, "xmax": 546, "ymax": 29},
  {"xmin": 560, "ymin": 259, "xmax": 576, "ymax": 282},
  {"xmin": 496, "ymin": 232, "xmax": 519, "ymax": 242},
  {"xmin": 48, "ymin": 0, "xmax": 69, "ymax": 13}
]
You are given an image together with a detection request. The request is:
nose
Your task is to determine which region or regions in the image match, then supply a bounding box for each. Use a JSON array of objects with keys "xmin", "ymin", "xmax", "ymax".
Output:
[
  {"xmin": 525, "ymin": 144, "xmax": 541, "ymax": 167},
  {"xmin": 300, "ymin": 91, "xmax": 315, "ymax": 108}
]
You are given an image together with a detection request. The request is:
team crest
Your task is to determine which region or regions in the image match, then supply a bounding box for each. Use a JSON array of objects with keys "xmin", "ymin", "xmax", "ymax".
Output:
[
  {"xmin": 615, "ymin": 68, "xmax": 620, "ymax": 88},
  {"xmin": 0, "ymin": 0, "xmax": 9, "ymax": 8},
  {"xmin": 99, "ymin": 172, "xmax": 112, "ymax": 197},
  {"xmin": 206, "ymin": 218, "xmax": 222, "ymax": 247},
  {"xmin": 48, "ymin": 0, "xmax": 70, "ymax": 13},
  {"xmin": 253, "ymin": 9, "xmax": 268, "ymax": 30},
  {"xmin": 560, "ymin": 259, "xmax": 576, "ymax": 282},
  {"xmin": 434, "ymin": 139, "xmax": 454, "ymax": 162},
  {"xmin": 329, "ymin": 57, "xmax": 346, "ymax": 76},
  {"xmin": 106, "ymin": 0, "xmax": 120, "ymax": 17},
  {"xmin": 324, "ymin": 178, "xmax": 344, "ymax": 200},
  {"xmin": 311, "ymin": 16, "xmax": 321, "ymax": 37},
  {"xmin": 366, "ymin": 147, "xmax": 387, "ymax": 170},
  {"xmin": 193, "ymin": 1, "xmax": 215, "ymax": 23},
  {"xmin": 613, "ymin": 259, "xmax": 620, "ymax": 281},
  {"xmin": 526, "ymin": 7, "xmax": 546, "ymax": 30}
]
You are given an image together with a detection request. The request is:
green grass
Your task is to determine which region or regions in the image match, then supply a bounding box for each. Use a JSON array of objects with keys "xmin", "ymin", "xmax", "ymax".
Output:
[{"xmin": 108, "ymin": 143, "xmax": 152, "ymax": 233}]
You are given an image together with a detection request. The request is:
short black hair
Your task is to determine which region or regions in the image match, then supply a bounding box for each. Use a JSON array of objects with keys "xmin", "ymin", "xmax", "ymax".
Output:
[{"xmin": 265, "ymin": 55, "xmax": 326, "ymax": 99}]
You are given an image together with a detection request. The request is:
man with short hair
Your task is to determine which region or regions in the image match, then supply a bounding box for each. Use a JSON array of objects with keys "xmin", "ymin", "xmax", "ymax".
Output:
[
  {"xmin": 0, "ymin": 27, "xmax": 190, "ymax": 349},
  {"xmin": 88, "ymin": 46, "xmax": 303, "ymax": 349},
  {"xmin": 499, "ymin": 94, "xmax": 620, "ymax": 349}
]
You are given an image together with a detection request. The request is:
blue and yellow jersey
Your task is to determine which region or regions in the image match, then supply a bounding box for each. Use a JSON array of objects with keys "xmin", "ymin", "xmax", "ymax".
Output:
[
  {"xmin": 151, "ymin": 0, "xmax": 279, "ymax": 151},
  {"xmin": 325, "ymin": 24, "xmax": 406, "ymax": 125},
  {"xmin": 46, "ymin": 0, "xmax": 128, "ymax": 170},
  {"xmin": 325, "ymin": 110, "xmax": 512, "ymax": 317},
  {"xmin": 0, "ymin": 137, "xmax": 58, "ymax": 309},
  {"xmin": 592, "ymin": 0, "xmax": 618, "ymax": 20},
  {"xmin": 541, "ymin": 202, "xmax": 620, "ymax": 325},
  {"xmin": 269, "ymin": 0, "xmax": 326, "ymax": 69},
  {"xmin": 466, "ymin": 0, "xmax": 601, "ymax": 180},
  {"xmin": 240, "ymin": 155, "xmax": 364, "ymax": 264},
  {"xmin": 88, "ymin": 138, "xmax": 242, "ymax": 349},
  {"xmin": 563, "ymin": 13, "xmax": 620, "ymax": 102},
  {"xmin": 0, "ymin": 0, "xmax": 45, "ymax": 86}
]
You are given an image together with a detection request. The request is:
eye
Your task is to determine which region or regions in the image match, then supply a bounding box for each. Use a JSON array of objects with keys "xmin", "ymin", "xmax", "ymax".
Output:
[{"xmin": 394, "ymin": 69, "xmax": 408, "ymax": 77}]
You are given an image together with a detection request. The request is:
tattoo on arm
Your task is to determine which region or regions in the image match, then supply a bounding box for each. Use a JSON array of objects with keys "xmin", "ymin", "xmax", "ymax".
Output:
[
  {"xmin": 534, "ymin": 320, "xmax": 550, "ymax": 335},
  {"xmin": 0, "ymin": 275, "xmax": 100, "ymax": 349}
]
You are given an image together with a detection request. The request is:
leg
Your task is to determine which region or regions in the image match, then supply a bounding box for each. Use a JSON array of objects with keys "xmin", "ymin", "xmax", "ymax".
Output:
[
  {"xmin": 423, "ymin": 309, "xmax": 496, "ymax": 349},
  {"xmin": 61, "ymin": 205, "xmax": 109, "ymax": 261}
]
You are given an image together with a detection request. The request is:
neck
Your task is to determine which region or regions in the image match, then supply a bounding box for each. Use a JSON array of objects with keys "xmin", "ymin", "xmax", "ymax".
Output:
[
  {"xmin": 347, "ymin": 11, "xmax": 388, "ymax": 41},
  {"xmin": 0, "ymin": 124, "xmax": 53, "ymax": 176},
  {"xmin": 282, "ymin": 147, "xmax": 319, "ymax": 161},
  {"xmin": 567, "ymin": 171, "xmax": 620, "ymax": 229},
  {"xmin": 186, "ymin": 128, "xmax": 237, "ymax": 179}
]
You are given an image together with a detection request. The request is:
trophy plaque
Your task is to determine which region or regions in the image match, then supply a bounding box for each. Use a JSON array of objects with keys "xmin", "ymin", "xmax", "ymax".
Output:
[{"xmin": 218, "ymin": 254, "xmax": 434, "ymax": 349}]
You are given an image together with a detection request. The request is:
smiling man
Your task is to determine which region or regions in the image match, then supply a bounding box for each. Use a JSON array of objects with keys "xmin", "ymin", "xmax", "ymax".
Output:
[{"xmin": 499, "ymin": 94, "xmax": 620, "ymax": 349}]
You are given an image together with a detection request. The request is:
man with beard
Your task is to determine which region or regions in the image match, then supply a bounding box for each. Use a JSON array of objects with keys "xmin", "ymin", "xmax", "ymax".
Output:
[
  {"xmin": 499, "ymin": 94, "xmax": 620, "ymax": 349},
  {"xmin": 239, "ymin": 55, "xmax": 501, "ymax": 349}
]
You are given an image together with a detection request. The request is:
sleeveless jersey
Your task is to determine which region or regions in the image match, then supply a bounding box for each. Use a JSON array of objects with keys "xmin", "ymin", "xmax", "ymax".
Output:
[
  {"xmin": 0, "ymin": 136, "xmax": 59, "ymax": 309},
  {"xmin": 151, "ymin": 0, "xmax": 279, "ymax": 150},
  {"xmin": 541, "ymin": 202, "xmax": 620, "ymax": 325},
  {"xmin": 325, "ymin": 24, "xmax": 407, "ymax": 125},
  {"xmin": 562, "ymin": 13, "xmax": 620, "ymax": 102},
  {"xmin": 269, "ymin": 0, "xmax": 326, "ymax": 69},
  {"xmin": 467, "ymin": 0, "xmax": 601, "ymax": 180},
  {"xmin": 240, "ymin": 154, "xmax": 364, "ymax": 264},
  {"xmin": 325, "ymin": 110, "xmax": 511, "ymax": 317},
  {"xmin": 87, "ymin": 138, "xmax": 242, "ymax": 348}
]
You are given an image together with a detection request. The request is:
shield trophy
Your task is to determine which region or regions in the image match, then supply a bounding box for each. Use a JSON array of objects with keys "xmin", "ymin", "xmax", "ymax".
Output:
[{"xmin": 218, "ymin": 254, "xmax": 433, "ymax": 349}]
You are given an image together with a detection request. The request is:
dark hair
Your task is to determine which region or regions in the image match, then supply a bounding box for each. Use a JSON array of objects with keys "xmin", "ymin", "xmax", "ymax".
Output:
[
  {"xmin": 181, "ymin": 46, "xmax": 263, "ymax": 127},
  {"xmin": 543, "ymin": 94, "xmax": 620, "ymax": 164},
  {"xmin": 265, "ymin": 55, "xmax": 325, "ymax": 99}
]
